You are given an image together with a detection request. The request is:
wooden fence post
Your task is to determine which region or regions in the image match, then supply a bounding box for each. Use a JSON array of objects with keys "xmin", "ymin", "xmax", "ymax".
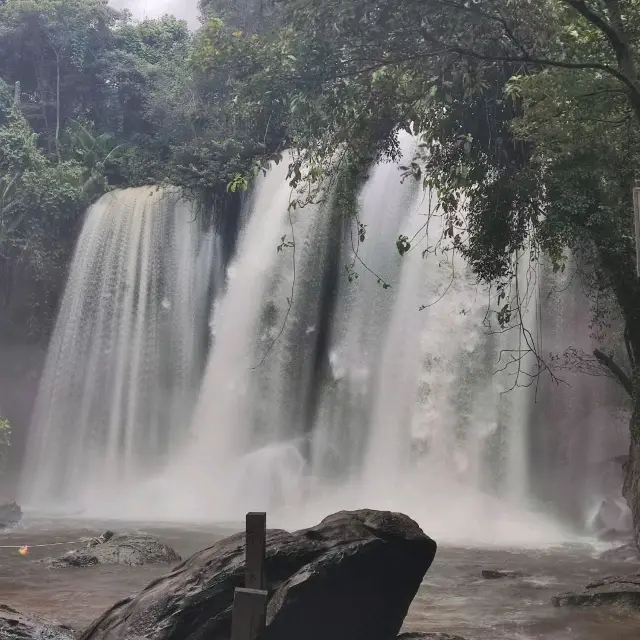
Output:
[
  {"xmin": 231, "ymin": 512, "xmax": 268, "ymax": 640},
  {"xmin": 245, "ymin": 512, "xmax": 266, "ymax": 590},
  {"xmin": 230, "ymin": 588, "xmax": 268, "ymax": 640}
]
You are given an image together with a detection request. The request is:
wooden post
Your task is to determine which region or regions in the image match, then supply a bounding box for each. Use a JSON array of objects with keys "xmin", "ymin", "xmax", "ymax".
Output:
[
  {"xmin": 633, "ymin": 187, "xmax": 640, "ymax": 278},
  {"xmin": 230, "ymin": 588, "xmax": 268, "ymax": 640},
  {"xmin": 231, "ymin": 513, "xmax": 268, "ymax": 640},
  {"xmin": 245, "ymin": 512, "xmax": 266, "ymax": 590}
]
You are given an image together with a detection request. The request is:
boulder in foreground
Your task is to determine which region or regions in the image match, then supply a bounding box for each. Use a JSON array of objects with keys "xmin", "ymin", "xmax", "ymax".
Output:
[
  {"xmin": 46, "ymin": 533, "xmax": 181, "ymax": 568},
  {"xmin": 0, "ymin": 502, "xmax": 22, "ymax": 529},
  {"xmin": 80, "ymin": 509, "xmax": 437, "ymax": 640},
  {"xmin": 552, "ymin": 574, "xmax": 640, "ymax": 607},
  {"xmin": 0, "ymin": 604, "xmax": 73, "ymax": 640}
]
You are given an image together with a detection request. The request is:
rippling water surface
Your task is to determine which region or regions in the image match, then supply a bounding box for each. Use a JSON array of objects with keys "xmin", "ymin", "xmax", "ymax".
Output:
[{"xmin": 2, "ymin": 518, "xmax": 640, "ymax": 638}]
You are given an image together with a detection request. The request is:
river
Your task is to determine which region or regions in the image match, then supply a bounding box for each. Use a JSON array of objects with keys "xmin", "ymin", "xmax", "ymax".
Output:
[{"xmin": 1, "ymin": 517, "xmax": 640, "ymax": 638}]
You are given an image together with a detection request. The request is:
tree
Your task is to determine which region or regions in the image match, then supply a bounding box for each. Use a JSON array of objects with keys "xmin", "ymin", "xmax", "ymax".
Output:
[
  {"xmin": 200, "ymin": 0, "xmax": 283, "ymax": 34},
  {"xmin": 0, "ymin": 3, "xmax": 201, "ymax": 336},
  {"xmin": 0, "ymin": 106, "xmax": 87, "ymax": 333},
  {"xmin": 189, "ymin": 0, "xmax": 640, "ymax": 439},
  {"xmin": 0, "ymin": 0, "xmax": 121, "ymax": 154},
  {"xmin": 236, "ymin": 0, "xmax": 639, "ymax": 388}
]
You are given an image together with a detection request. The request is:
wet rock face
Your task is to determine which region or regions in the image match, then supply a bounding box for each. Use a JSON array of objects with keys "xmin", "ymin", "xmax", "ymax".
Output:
[
  {"xmin": 552, "ymin": 574, "xmax": 640, "ymax": 608},
  {"xmin": 0, "ymin": 502, "xmax": 22, "ymax": 529},
  {"xmin": 592, "ymin": 497, "xmax": 633, "ymax": 540},
  {"xmin": 80, "ymin": 509, "xmax": 437, "ymax": 640},
  {"xmin": 0, "ymin": 604, "xmax": 73, "ymax": 640},
  {"xmin": 600, "ymin": 543, "xmax": 640, "ymax": 563},
  {"xmin": 45, "ymin": 533, "xmax": 181, "ymax": 568}
]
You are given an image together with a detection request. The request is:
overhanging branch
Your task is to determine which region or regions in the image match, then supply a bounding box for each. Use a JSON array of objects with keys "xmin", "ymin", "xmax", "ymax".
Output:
[
  {"xmin": 594, "ymin": 348, "xmax": 633, "ymax": 395},
  {"xmin": 562, "ymin": 0, "xmax": 628, "ymax": 63}
]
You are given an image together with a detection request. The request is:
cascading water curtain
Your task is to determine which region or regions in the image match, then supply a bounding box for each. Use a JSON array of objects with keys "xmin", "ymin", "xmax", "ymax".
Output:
[
  {"xmin": 23, "ymin": 137, "xmax": 626, "ymax": 544},
  {"xmin": 156, "ymin": 134, "xmax": 571, "ymax": 543},
  {"xmin": 21, "ymin": 187, "xmax": 216, "ymax": 514}
]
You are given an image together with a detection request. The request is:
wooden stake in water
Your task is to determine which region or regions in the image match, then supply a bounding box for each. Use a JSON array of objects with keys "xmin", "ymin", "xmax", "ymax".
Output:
[
  {"xmin": 245, "ymin": 512, "xmax": 266, "ymax": 590},
  {"xmin": 633, "ymin": 187, "xmax": 640, "ymax": 278}
]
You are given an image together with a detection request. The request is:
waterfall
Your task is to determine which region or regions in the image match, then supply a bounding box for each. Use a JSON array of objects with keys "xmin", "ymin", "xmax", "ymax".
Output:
[
  {"xmin": 21, "ymin": 140, "xmax": 630, "ymax": 544},
  {"xmin": 531, "ymin": 258, "xmax": 630, "ymax": 525},
  {"xmin": 123, "ymin": 136, "xmax": 590, "ymax": 543},
  {"xmin": 21, "ymin": 187, "xmax": 216, "ymax": 511}
]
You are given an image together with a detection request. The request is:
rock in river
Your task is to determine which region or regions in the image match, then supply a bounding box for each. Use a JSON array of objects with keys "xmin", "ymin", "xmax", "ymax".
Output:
[
  {"xmin": 600, "ymin": 543, "xmax": 639, "ymax": 563},
  {"xmin": 79, "ymin": 509, "xmax": 437, "ymax": 640},
  {"xmin": 46, "ymin": 533, "xmax": 181, "ymax": 568},
  {"xmin": 0, "ymin": 604, "xmax": 73, "ymax": 640},
  {"xmin": 481, "ymin": 569, "xmax": 526, "ymax": 580},
  {"xmin": 552, "ymin": 574, "xmax": 640, "ymax": 608},
  {"xmin": 0, "ymin": 502, "xmax": 22, "ymax": 529}
]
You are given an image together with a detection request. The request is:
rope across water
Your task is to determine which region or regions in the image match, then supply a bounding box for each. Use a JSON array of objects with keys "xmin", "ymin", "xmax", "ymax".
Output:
[{"xmin": 0, "ymin": 540, "xmax": 87, "ymax": 549}]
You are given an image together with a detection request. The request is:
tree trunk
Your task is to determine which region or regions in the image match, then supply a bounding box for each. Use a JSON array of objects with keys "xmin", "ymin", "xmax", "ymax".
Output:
[
  {"xmin": 620, "ymin": 323, "xmax": 640, "ymax": 550},
  {"xmin": 55, "ymin": 49, "xmax": 61, "ymax": 163},
  {"xmin": 623, "ymin": 372, "xmax": 640, "ymax": 549}
]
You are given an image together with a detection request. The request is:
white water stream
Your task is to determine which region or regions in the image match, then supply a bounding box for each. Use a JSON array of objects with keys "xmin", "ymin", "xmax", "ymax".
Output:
[{"xmin": 22, "ymin": 187, "xmax": 215, "ymax": 511}]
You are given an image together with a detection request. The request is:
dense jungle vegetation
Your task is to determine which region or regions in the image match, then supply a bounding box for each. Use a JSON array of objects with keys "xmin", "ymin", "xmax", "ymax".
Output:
[{"xmin": 1, "ymin": 0, "xmax": 640, "ymax": 420}]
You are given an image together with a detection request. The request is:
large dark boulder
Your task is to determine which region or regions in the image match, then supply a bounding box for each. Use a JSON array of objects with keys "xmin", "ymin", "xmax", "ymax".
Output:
[
  {"xmin": 0, "ymin": 502, "xmax": 22, "ymax": 529},
  {"xmin": 45, "ymin": 533, "xmax": 181, "ymax": 568},
  {"xmin": 0, "ymin": 604, "xmax": 73, "ymax": 640},
  {"xmin": 552, "ymin": 574, "xmax": 640, "ymax": 608},
  {"xmin": 80, "ymin": 509, "xmax": 436, "ymax": 640}
]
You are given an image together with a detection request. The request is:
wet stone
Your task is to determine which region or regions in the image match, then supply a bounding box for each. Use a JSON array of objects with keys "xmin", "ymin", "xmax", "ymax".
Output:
[
  {"xmin": 44, "ymin": 533, "xmax": 181, "ymax": 568},
  {"xmin": 0, "ymin": 502, "xmax": 22, "ymax": 529},
  {"xmin": 481, "ymin": 569, "xmax": 526, "ymax": 580},
  {"xmin": 552, "ymin": 574, "xmax": 640, "ymax": 608},
  {"xmin": 600, "ymin": 543, "xmax": 640, "ymax": 563},
  {"xmin": 79, "ymin": 509, "xmax": 437, "ymax": 640},
  {"xmin": 0, "ymin": 603, "xmax": 73, "ymax": 640}
]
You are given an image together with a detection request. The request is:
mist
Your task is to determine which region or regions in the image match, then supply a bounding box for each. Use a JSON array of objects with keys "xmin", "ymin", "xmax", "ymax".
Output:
[{"xmin": 109, "ymin": 0, "xmax": 201, "ymax": 27}]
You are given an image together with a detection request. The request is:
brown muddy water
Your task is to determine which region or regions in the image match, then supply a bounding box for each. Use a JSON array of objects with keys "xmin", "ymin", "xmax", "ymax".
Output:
[{"xmin": 1, "ymin": 518, "xmax": 640, "ymax": 639}]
